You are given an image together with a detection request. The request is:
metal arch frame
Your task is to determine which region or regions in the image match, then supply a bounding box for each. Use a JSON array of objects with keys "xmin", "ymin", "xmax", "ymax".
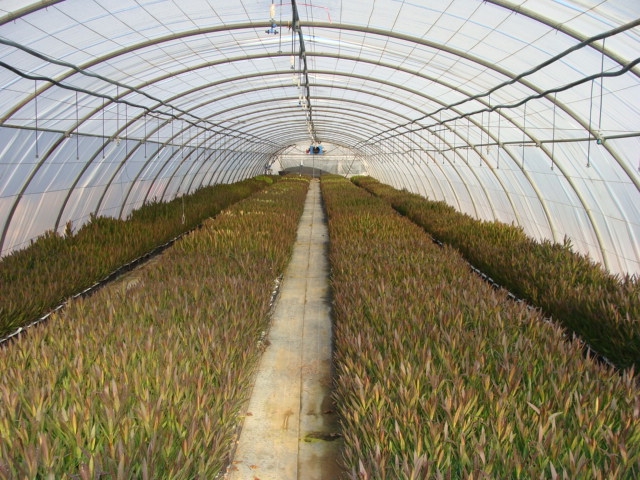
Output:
[
  {"xmin": 200, "ymin": 85, "xmax": 510, "ymax": 218},
  {"xmin": 219, "ymin": 101, "xmax": 404, "ymax": 137},
  {"xmin": 153, "ymin": 66, "xmax": 542, "ymax": 222},
  {"xmin": 162, "ymin": 136, "xmax": 232, "ymax": 202},
  {"xmin": 266, "ymin": 125, "xmax": 409, "ymax": 189},
  {"xmin": 128, "ymin": 64, "xmax": 628, "ymax": 268},
  {"xmin": 146, "ymin": 127, "xmax": 270, "ymax": 207},
  {"xmin": 215, "ymin": 96, "xmax": 410, "ymax": 135},
  {"xmin": 52, "ymin": 96, "xmax": 273, "ymax": 232},
  {"xmin": 49, "ymin": 100, "xmax": 273, "ymax": 232},
  {"xmin": 0, "ymin": 20, "xmax": 634, "ymax": 264},
  {"xmin": 392, "ymin": 133, "xmax": 441, "ymax": 203},
  {"xmin": 174, "ymin": 133, "xmax": 271, "ymax": 195},
  {"xmin": 215, "ymin": 101, "xmax": 487, "ymax": 217},
  {"xmin": 195, "ymin": 78, "xmax": 532, "ymax": 225},
  {"xmin": 4, "ymin": 25, "xmax": 630, "ymax": 203},
  {"xmin": 131, "ymin": 116, "xmax": 274, "ymax": 204},
  {"xmin": 295, "ymin": 25, "xmax": 639, "ymax": 191},
  {"xmin": 96, "ymin": 56, "xmax": 627, "ymax": 249},
  {"xmin": 0, "ymin": 66, "xmax": 545, "ymax": 255},
  {"xmin": 2, "ymin": 14, "xmax": 636, "ymax": 187},
  {"xmin": 403, "ymin": 128, "xmax": 484, "ymax": 218},
  {"xmin": 175, "ymin": 137, "xmax": 273, "ymax": 199},
  {"xmin": 98, "ymin": 82, "xmax": 400, "ymax": 215},
  {"xmin": 0, "ymin": 1, "xmax": 63, "ymax": 26},
  {"xmin": 261, "ymin": 127, "xmax": 371, "ymax": 157},
  {"xmin": 3, "ymin": 20, "xmax": 633, "ymax": 175},
  {"xmin": 55, "ymin": 72, "xmax": 524, "ymax": 243},
  {"xmin": 484, "ymin": 0, "xmax": 640, "ymax": 81},
  {"xmin": 0, "ymin": 129, "xmax": 70, "ymax": 252}
]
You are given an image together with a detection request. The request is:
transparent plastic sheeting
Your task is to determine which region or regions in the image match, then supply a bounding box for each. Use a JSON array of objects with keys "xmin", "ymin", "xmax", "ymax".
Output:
[{"xmin": 0, "ymin": 0, "xmax": 639, "ymax": 276}]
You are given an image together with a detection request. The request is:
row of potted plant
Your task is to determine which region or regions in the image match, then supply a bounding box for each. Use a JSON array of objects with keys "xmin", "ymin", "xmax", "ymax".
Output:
[
  {"xmin": 321, "ymin": 175, "xmax": 639, "ymax": 479},
  {"xmin": 351, "ymin": 176, "xmax": 640, "ymax": 371},
  {"xmin": 0, "ymin": 176, "xmax": 309, "ymax": 479},
  {"xmin": 0, "ymin": 176, "xmax": 277, "ymax": 340}
]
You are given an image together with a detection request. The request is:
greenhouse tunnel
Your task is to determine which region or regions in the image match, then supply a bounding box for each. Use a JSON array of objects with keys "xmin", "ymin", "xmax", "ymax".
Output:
[{"xmin": 0, "ymin": 0, "xmax": 639, "ymax": 276}]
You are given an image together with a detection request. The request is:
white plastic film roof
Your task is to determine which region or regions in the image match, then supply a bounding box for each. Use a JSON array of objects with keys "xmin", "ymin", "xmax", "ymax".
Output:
[{"xmin": 0, "ymin": 1, "xmax": 639, "ymax": 275}]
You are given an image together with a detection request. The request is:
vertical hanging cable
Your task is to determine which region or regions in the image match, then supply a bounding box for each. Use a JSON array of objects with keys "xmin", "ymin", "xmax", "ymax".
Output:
[
  {"xmin": 452, "ymin": 120, "xmax": 457, "ymax": 164},
  {"xmin": 34, "ymin": 80, "xmax": 39, "ymax": 159},
  {"xmin": 438, "ymin": 112, "xmax": 442, "ymax": 164},
  {"xmin": 125, "ymin": 102, "xmax": 128, "ymax": 158},
  {"xmin": 496, "ymin": 107, "xmax": 501, "ymax": 169},
  {"xmin": 551, "ymin": 93, "xmax": 557, "ymax": 170},
  {"xmin": 75, "ymin": 91, "xmax": 79, "ymax": 160},
  {"xmin": 144, "ymin": 113, "xmax": 147, "ymax": 158},
  {"xmin": 181, "ymin": 119, "xmax": 184, "ymax": 159},
  {"xmin": 441, "ymin": 127, "xmax": 445, "ymax": 165},
  {"xmin": 102, "ymin": 97, "xmax": 105, "ymax": 159},
  {"xmin": 157, "ymin": 115, "xmax": 160, "ymax": 159},
  {"xmin": 521, "ymin": 103, "xmax": 527, "ymax": 169},
  {"xmin": 116, "ymin": 85, "xmax": 119, "ymax": 140},
  {"xmin": 480, "ymin": 110, "xmax": 484, "ymax": 157},
  {"xmin": 466, "ymin": 117, "xmax": 470, "ymax": 165},
  {"xmin": 587, "ymin": 79, "xmax": 594, "ymax": 168},
  {"xmin": 598, "ymin": 38, "xmax": 606, "ymax": 131},
  {"xmin": 486, "ymin": 94, "xmax": 491, "ymax": 154}
]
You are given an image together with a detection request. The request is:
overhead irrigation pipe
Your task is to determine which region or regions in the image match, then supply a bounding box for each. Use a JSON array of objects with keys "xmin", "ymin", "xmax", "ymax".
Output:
[
  {"xmin": 378, "ymin": 55, "xmax": 640, "ymax": 145},
  {"xmin": 291, "ymin": 0, "xmax": 319, "ymax": 145},
  {"xmin": 357, "ymin": 17, "xmax": 640, "ymax": 145},
  {"xmin": 0, "ymin": 61, "xmax": 272, "ymax": 149},
  {"xmin": 0, "ymin": 40, "xmax": 277, "ymax": 147}
]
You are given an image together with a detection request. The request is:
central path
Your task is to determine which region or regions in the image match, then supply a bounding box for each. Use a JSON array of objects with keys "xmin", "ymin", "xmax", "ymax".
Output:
[{"xmin": 225, "ymin": 179, "xmax": 341, "ymax": 480}]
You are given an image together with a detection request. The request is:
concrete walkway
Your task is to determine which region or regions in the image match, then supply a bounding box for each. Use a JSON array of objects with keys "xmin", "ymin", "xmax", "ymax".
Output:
[{"xmin": 225, "ymin": 179, "xmax": 341, "ymax": 480}]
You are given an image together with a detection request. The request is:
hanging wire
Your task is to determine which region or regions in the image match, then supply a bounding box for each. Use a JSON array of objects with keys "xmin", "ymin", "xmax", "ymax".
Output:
[
  {"xmin": 412, "ymin": 125, "xmax": 417, "ymax": 165},
  {"xmin": 478, "ymin": 114, "xmax": 482, "ymax": 167},
  {"xmin": 75, "ymin": 90, "xmax": 79, "ymax": 160},
  {"xmin": 587, "ymin": 79, "xmax": 594, "ymax": 168},
  {"xmin": 551, "ymin": 93, "xmax": 557, "ymax": 170},
  {"xmin": 598, "ymin": 38, "xmax": 606, "ymax": 130},
  {"xmin": 466, "ymin": 117, "xmax": 470, "ymax": 165},
  {"xmin": 116, "ymin": 85, "xmax": 119, "ymax": 137},
  {"xmin": 181, "ymin": 195, "xmax": 186, "ymax": 225},
  {"xmin": 496, "ymin": 107, "xmax": 501, "ymax": 169},
  {"xmin": 34, "ymin": 80, "xmax": 39, "ymax": 159},
  {"xmin": 452, "ymin": 119, "xmax": 457, "ymax": 164},
  {"xmin": 442, "ymin": 126, "xmax": 445, "ymax": 164},
  {"xmin": 102, "ymin": 97, "xmax": 105, "ymax": 159},
  {"xmin": 438, "ymin": 112, "xmax": 443, "ymax": 163},
  {"xmin": 125, "ymin": 101, "xmax": 128, "ymax": 158},
  {"xmin": 144, "ymin": 113, "xmax": 147, "ymax": 158},
  {"xmin": 521, "ymin": 103, "xmax": 527, "ymax": 169},
  {"xmin": 486, "ymin": 94, "xmax": 491, "ymax": 154}
]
